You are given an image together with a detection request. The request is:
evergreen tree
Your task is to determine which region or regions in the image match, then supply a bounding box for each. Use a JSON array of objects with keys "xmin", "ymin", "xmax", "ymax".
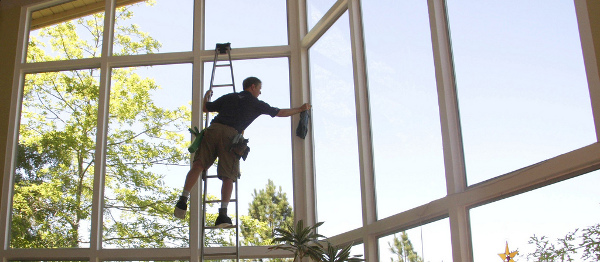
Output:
[
  {"xmin": 11, "ymin": 1, "xmax": 227, "ymax": 248},
  {"xmin": 241, "ymin": 180, "xmax": 294, "ymax": 261},
  {"xmin": 389, "ymin": 232, "xmax": 424, "ymax": 262}
]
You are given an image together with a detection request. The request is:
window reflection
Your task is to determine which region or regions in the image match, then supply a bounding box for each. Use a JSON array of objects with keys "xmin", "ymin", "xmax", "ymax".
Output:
[
  {"xmin": 310, "ymin": 11, "xmax": 362, "ymax": 237},
  {"xmin": 113, "ymin": 0, "xmax": 193, "ymax": 55},
  {"xmin": 362, "ymin": 0, "xmax": 445, "ymax": 219},
  {"xmin": 447, "ymin": 1, "xmax": 595, "ymax": 185},
  {"xmin": 205, "ymin": 0, "xmax": 287, "ymax": 49}
]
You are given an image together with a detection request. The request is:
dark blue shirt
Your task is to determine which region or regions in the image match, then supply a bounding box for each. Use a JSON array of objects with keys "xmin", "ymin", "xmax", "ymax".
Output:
[{"xmin": 206, "ymin": 90, "xmax": 280, "ymax": 133}]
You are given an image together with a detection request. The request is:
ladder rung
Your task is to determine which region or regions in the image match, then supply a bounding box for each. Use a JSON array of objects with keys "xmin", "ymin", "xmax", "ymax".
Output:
[
  {"xmin": 211, "ymin": 84, "xmax": 234, "ymax": 88},
  {"xmin": 204, "ymin": 252, "xmax": 238, "ymax": 257},
  {"xmin": 205, "ymin": 225, "xmax": 237, "ymax": 230},
  {"xmin": 205, "ymin": 199, "xmax": 237, "ymax": 203},
  {"xmin": 215, "ymin": 64, "xmax": 232, "ymax": 67},
  {"xmin": 205, "ymin": 175, "xmax": 219, "ymax": 178}
]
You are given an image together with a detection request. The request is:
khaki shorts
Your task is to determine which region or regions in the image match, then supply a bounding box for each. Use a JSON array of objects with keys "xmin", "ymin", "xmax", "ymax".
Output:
[{"xmin": 193, "ymin": 123, "xmax": 240, "ymax": 181}]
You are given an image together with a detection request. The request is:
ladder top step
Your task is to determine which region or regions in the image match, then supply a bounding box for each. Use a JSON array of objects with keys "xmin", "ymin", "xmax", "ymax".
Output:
[
  {"xmin": 205, "ymin": 199, "xmax": 237, "ymax": 203},
  {"xmin": 211, "ymin": 84, "xmax": 234, "ymax": 88},
  {"xmin": 216, "ymin": 43, "xmax": 231, "ymax": 54}
]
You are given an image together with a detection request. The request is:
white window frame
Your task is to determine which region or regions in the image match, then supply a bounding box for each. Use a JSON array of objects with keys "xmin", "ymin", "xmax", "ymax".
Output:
[{"xmin": 1, "ymin": 0, "xmax": 599, "ymax": 261}]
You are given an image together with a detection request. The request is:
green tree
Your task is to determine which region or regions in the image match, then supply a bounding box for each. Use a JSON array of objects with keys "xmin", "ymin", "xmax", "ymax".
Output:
[
  {"xmin": 11, "ymin": 1, "xmax": 228, "ymax": 248},
  {"xmin": 388, "ymin": 232, "xmax": 424, "ymax": 262},
  {"xmin": 241, "ymin": 179, "xmax": 294, "ymax": 246},
  {"xmin": 527, "ymin": 223, "xmax": 600, "ymax": 262}
]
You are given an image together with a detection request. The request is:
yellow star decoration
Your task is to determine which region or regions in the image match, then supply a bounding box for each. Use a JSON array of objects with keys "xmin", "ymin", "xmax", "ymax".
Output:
[{"xmin": 498, "ymin": 242, "xmax": 519, "ymax": 262}]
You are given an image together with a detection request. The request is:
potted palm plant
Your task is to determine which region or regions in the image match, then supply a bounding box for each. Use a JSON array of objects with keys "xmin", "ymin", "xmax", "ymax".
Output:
[
  {"xmin": 320, "ymin": 242, "xmax": 365, "ymax": 262},
  {"xmin": 270, "ymin": 220, "xmax": 366, "ymax": 262},
  {"xmin": 269, "ymin": 220, "xmax": 326, "ymax": 261}
]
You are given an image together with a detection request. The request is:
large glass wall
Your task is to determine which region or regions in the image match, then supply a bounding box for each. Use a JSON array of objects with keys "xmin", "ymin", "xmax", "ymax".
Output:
[{"xmin": 2, "ymin": 0, "xmax": 599, "ymax": 261}]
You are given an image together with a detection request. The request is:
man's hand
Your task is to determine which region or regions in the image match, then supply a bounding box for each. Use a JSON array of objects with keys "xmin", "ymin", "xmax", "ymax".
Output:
[
  {"xmin": 300, "ymin": 103, "xmax": 311, "ymax": 111},
  {"xmin": 202, "ymin": 90, "xmax": 213, "ymax": 112},
  {"xmin": 204, "ymin": 90, "xmax": 213, "ymax": 102}
]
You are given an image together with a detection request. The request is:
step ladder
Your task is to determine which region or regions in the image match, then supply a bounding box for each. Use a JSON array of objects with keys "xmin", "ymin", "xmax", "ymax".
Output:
[{"xmin": 200, "ymin": 42, "xmax": 240, "ymax": 261}]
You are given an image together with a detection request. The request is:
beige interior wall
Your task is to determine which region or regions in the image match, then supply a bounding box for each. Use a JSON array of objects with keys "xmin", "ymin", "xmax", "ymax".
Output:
[
  {"xmin": 0, "ymin": 0, "xmax": 47, "ymax": 206},
  {"xmin": 0, "ymin": 3, "xmax": 21, "ymax": 207},
  {"xmin": 589, "ymin": 0, "xmax": 600, "ymax": 77}
]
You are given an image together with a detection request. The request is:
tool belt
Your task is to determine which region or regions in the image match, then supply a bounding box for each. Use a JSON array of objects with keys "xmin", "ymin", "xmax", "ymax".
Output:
[{"xmin": 230, "ymin": 133, "xmax": 250, "ymax": 161}]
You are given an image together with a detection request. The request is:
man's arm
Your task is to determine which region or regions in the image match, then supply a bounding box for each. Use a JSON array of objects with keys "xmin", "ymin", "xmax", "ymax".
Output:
[
  {"xmin": 202, "ymin": 90, "xmax": 213, "ymax": 113},
  {"xmin": 276, "ymin": 103, "xmax": 311, "ymax": 117}
]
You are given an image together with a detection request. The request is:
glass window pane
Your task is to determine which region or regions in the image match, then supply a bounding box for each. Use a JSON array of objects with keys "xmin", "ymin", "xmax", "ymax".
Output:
[
  {"xmin": 378, "ymin": 219, "xmax": 452, "ymax": 262},
  {"xmin": 350, "ymin": 243, "xmax": 364, "ymax": 260},
  {"xmin": 104, "ymin": 64, "xmax": 192, "ymax": 248},
  {"xmin": 447, "ymin": 1, "xmax": 595, "ymax": 185},
  {"xmin": 113, "ymin": 0, "xmax": 193, "ymax": 55},
  {"xmin": 27, "ymin": 1, "xmax": 105, "ymax": 62},
  {"xmin": 202, "ymin": 58, "xmax": 294, "ymax": 247},
  {"xmin": 12, "ymin": 70, "xmax": 99, "ymax": 248},
  {"xmin": 205, "ymin": 0, "xmax": 287, "ymax": 49},
  {"xmin": 113, "ymin": 0, "xmax": 194, "ymax": 55},
  {"xmin": 470, "ymin": 171, "xmax": 600, "ymax": 261},
  {"xmin": 362, "ymin": 0, "xmax": 445, "ymax": 219},
  {"xmin": 306, "ymin": 0, "xmax": 337, "ymax": 31},
  {"xmin": 310, "ymin": 12, "xmax": 362, "ymax": 237}
]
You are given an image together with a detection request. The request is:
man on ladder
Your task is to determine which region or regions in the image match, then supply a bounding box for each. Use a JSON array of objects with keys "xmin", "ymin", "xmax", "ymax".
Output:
[{"xmin": 174, "ymin": 76, "xmax": 311, "ymax": 226}]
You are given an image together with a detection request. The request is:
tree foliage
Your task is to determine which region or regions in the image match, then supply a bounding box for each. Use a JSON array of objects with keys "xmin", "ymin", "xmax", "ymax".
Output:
[
  {"xmin": 242, "ymin": 179, "xmax": 294, "ymax": 246},
  {"xmin": 388, "ymin": 232, "xmax": 423, "ymax": 262},
  {"xmin": 12, "ymin": 1, "xmax": 195, "ymax": 248},
  {"xmin": 527, "ymin": 223, "xmax": 600, "ymax": 262}
]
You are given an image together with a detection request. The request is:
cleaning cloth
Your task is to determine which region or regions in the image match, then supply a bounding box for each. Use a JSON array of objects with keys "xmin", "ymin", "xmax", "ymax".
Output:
[{"xmin": 296, "ymin": 110, "xmax": 310, "ymax": 139}]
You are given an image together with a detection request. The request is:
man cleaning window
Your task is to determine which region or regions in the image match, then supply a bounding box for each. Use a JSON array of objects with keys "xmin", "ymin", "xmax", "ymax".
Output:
[{"xmin": 174, "ymin": 76, "xmax": 311, "ymax": 227}]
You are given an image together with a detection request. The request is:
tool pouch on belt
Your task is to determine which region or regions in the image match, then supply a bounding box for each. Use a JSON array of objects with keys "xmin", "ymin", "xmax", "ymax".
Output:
[
  {"xmin": 187, "ymin": 126, "xmax": 205, "ymax": 153},
  {"xmin": 230, "ymin": 133, "xmax": 250, "ymax": 161}
]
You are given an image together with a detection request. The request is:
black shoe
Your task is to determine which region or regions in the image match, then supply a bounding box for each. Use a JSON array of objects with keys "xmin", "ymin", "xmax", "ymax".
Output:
[
  {"xmin": 174, "ymin": 196, "xmax": 188, "ymax": 219},
  {"xmin": 215, "ymin": 208, "xmax": 232, "ymax": 227}
]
